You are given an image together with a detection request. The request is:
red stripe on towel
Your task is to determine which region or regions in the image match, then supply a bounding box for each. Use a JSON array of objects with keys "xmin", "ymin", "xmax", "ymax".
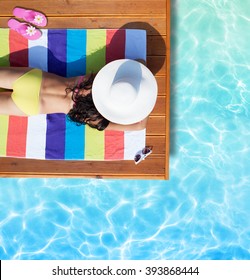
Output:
[
  {"xmin": 9, "ymin": 30, "xmax": 28, "ymax": 66},
  {"xmin": 106, "ymin": 29, "xmax": 125, "ymax": 63},
  {"xmin": 105, "ymin": 130, "xmax": 124, "ymax": 160},
  {"xmin": 7, "ymin": 116, "xmax": 28, "ymax": 157}
]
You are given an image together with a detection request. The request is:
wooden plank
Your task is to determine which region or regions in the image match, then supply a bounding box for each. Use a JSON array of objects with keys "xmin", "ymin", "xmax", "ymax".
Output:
[
  {"xmin": 0, "ymin": 0, "xmax": 166, "ymax": 16},
  {"xmin": 146, "ymin": 116, "xmax": 165, "ymax": 135},
  {"xmin": 147, "ymin": 56, "xmax": 166, "ymax": 76},
  {"xmin": 0, "ymin": 157, "xmax": 166, "ymax": 179},
  {"xmin": 152, "ymin": 96, "xmax": 166, "ymax": 116},
  {"xmin": 147, "ymin": 36, "xmax": 167, "ymax": 56},
  {"xmin": 156, "ymin": 76, "xmax": 166, "ymax": 95},
  {"xmin": 0, "ymin": 17, "xmax": 167, "ymax": 35},
  {"xmin": 146, "ymin": 136, "xmax": 166, "ymax": 156}
]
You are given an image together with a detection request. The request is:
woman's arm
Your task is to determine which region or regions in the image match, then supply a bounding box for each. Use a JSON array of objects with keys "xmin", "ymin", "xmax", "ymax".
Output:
[{"xmin": 106, "ymin": 117, "xmax": 148, "ymax": 131}]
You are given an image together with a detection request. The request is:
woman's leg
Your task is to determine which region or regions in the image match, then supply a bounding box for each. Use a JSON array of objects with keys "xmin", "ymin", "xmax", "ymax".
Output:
[
  {"xmin": 0, "ymin": 92, "xmax": 27, "ymax": 115},
  {"xmin": 0, "ymin": 67, "xmax": 32, "ymax": 89},
  {"xmin": 0, "ymin": 67, "xmax": 32, "ymax": 115}
]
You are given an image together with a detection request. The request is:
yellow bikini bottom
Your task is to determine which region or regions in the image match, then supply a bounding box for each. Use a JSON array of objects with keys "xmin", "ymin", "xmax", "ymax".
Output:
[{"xmin": 11, "ymin": 69, "xmax": 43, "ymax": 115}]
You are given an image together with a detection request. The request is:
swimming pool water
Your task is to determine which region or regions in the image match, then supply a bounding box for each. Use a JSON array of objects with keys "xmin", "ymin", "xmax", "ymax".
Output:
[{"xmin": 1, "ymin": 0, "xmax": 250, "ymax": 260}]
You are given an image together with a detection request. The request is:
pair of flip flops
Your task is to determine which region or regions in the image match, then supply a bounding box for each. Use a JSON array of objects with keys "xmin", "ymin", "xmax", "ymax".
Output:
[{"xmin": 8, "ymin": 7, "xmax": 47, "ymax": 40}]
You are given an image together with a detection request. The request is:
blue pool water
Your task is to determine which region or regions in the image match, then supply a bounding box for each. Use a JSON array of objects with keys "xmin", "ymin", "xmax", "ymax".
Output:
[{"xmin": 1, "ymin": 0, "xmax": 250, "ymax": 260}]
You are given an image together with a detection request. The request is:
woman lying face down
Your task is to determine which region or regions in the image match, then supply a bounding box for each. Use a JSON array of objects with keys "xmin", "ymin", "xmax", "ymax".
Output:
[{"xmin": 0, "ymin": 59, "xmax": 157, "ymax": 131}]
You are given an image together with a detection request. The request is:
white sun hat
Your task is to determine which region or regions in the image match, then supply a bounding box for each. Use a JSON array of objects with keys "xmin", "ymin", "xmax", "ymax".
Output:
[{"xmin": 92, "ymin": 59, "xmax": 158, "ymax": 125}]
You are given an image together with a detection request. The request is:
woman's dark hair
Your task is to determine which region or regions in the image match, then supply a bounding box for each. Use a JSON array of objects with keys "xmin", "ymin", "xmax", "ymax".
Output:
[{"xmin": 66, "ymin": 74, "xmax": 110, "ymax": 131}]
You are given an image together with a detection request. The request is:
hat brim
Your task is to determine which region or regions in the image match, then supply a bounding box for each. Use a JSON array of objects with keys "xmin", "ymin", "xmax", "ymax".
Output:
[{"xmin": 92, "ymin": 59, "xmax": 158, "ymax": 125}]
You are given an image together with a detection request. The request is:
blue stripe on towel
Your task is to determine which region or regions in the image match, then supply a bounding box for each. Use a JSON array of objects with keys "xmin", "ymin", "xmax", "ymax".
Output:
[
  {"xmin": 28, "ymin": 30, "xmax": 48, "ymax": 71},
  {"xmin": 65, "ymin": 117, "xmax": 85, "ymax": 160},
  {"xmin": 45, "ymin": 114, "xmax": 66, "ymax": 159},
  {"xmin": 48, "ymin": 29, "xmax": 67, "ymax": 76},
  {"xmin": 66, "ymin": 29, "xmax": 87, "ymax": 77},
  {"xmin": 125, "ymin": 30, "xmax": 147, "ymax": 60}
]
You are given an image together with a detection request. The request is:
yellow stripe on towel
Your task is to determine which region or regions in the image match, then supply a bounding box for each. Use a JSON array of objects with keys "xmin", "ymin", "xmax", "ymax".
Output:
[
  {"xmin": 86, "ymin": 29, "xmax": 106, "ymax": 74},
  {"xmin": 0, "ymin": 29, "xmax": 10, "ymax": 66},
  {"xmin": 0, "ymin": 115, "xmax": 9, "ymax": 156},
  {"xmin": 85, "ymin": 126, "xmax": 105, "ymax": 160}
]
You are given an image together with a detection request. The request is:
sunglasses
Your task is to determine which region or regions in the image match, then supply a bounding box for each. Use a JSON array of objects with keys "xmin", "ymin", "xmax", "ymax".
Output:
[{"xmin": 134, "ymin": 146, "xmax": 153, "ymax": 165}]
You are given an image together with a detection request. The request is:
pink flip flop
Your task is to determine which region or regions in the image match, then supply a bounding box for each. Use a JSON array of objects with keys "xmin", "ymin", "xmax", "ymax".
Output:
[
  {"xmin": 8, "ymin": 19, "xmax": 42, "ymax": 40},
  {"xmin": 13, "ymin": 7, "xmax": 47, "ymax": 27}
]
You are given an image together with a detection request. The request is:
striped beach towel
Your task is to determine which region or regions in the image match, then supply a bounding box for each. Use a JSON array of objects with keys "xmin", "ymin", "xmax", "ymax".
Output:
[{"xmin": 0, "ymin": 28, "xmax": 147, "ymax": 160}]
